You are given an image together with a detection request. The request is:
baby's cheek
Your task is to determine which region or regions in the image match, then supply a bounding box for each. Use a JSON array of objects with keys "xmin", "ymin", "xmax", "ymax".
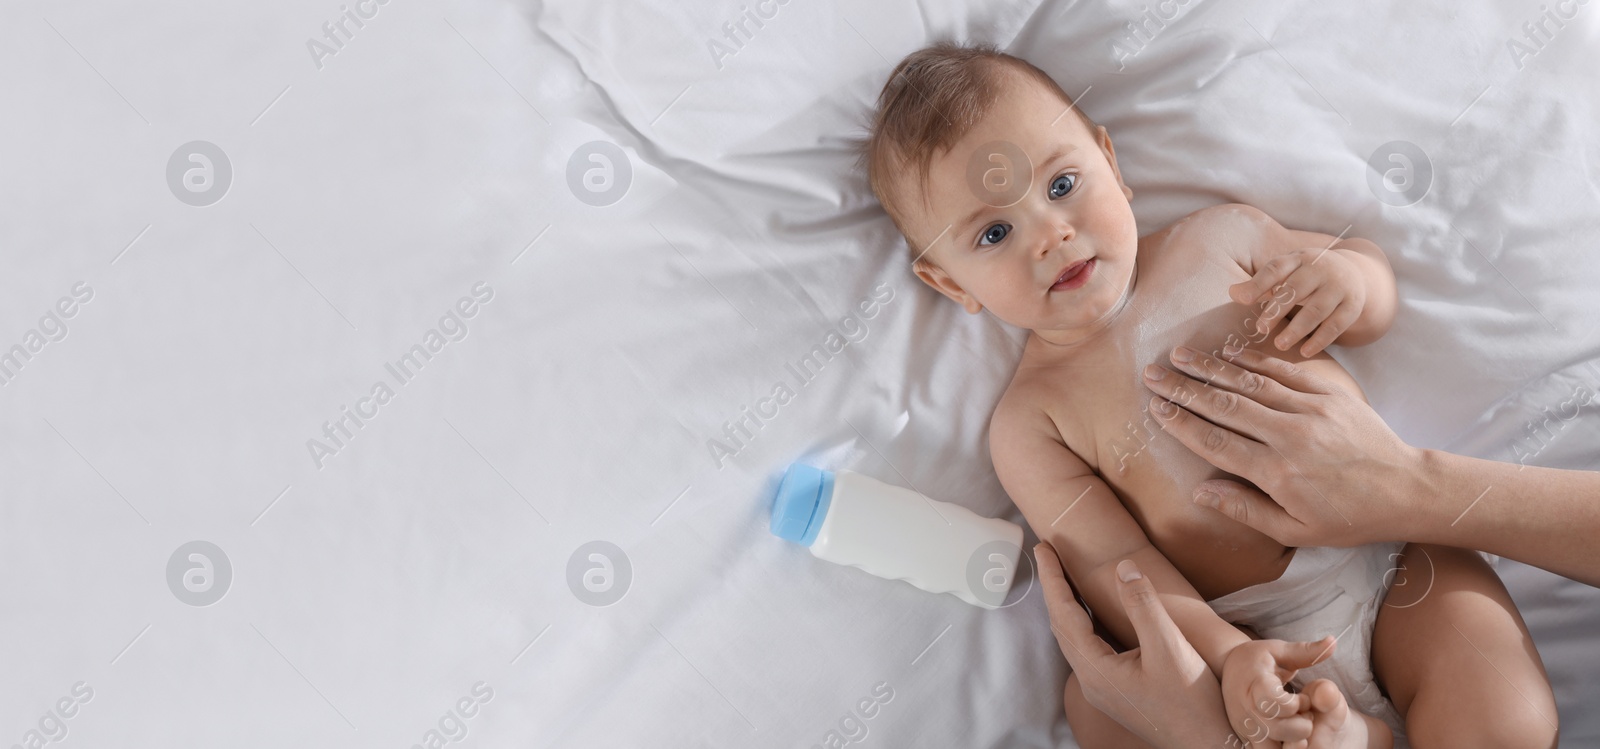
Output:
[
  {"xmin": 1107, "ymin": 204, "xmax": 1140, "ymax": 259},
  {"xmin": 1079, "ymin": 194, "xmax": 1134, "ymax": 262}
]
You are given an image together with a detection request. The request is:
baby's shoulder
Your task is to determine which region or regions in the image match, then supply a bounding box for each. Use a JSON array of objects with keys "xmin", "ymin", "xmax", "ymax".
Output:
[
  {"xmin": 1149, "ymin": 202, "xmax": 1284, "ymax": 268},
  {"xmin": 1168, "ymin": 202, "xmax": 1276, "ymax": 232},
  {"xmin": 988, "ymin": 370, "xmax": 1074, "ymax": 471},
  {"xmin": 991, "ymin": 365, "xmax": 1050, "ymax": 431},
  {"xmin": 990, "ymin": 342, "xmax": 1090, "ymax": 446}
]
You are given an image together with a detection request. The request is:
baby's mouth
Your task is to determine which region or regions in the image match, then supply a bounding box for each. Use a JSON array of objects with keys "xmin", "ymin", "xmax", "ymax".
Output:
[{"xmin": 1051, "ymin": 258, "xmax": 1096, "ymax": 292}]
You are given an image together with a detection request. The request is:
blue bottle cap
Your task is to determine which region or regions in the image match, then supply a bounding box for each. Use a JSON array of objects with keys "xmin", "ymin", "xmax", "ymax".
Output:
[{"xmin": 770, "ymin": 463, "xmax": 834, "ymax": 546}]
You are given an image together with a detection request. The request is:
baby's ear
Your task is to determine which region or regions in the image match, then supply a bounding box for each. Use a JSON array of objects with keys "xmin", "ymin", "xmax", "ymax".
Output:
[
  {"xmin": 913, "ymin": 258, "xmax": 983, "ymax": 314},
  {"xmin": 1095, "ymin": 125, "xmax": 1134, "ymax": 202},
  {"xmin": 911, "ymin": 257, "xmax": 943, "ymax": 291}
]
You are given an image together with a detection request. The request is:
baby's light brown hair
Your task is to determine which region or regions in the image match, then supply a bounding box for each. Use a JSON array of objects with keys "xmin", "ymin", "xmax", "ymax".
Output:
[{"xmin": 862, "ymin": 42, "xmax": 1095, "ymax": 258}]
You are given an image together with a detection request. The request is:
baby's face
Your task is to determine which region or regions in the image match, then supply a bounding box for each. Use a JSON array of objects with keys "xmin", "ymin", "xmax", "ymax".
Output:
[{"xmin": 902, "ymin": 74, "xmax": 1139, "ymax": 343}]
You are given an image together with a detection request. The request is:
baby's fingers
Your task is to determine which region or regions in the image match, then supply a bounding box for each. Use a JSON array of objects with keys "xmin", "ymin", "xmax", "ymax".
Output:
[
  {"xmin": 1231, "ymin": 254, "xmax": 1303, "ymax": 306},
  {"xmin": 1298, "ymin": 299, "xmax": 1362, "ymax": 357},
  {"xmin": 1268, "ymin": 636, "xmax": 1337, "ymax": 675},
  {"xmin": 1253, "ymin": 273, "xmax": 1321, "ymax": 336},
  {"xmin": 1232, "ymin": 713, "xmax": 1275, "ymax": 748},
  {"xmin": 1274, "ymin": 288, "xmax": 1342, "ymax": 351},
  {"xmin": 1262, "ymin": 709, "xmax": 1313, "ymax": 744},
  {"xmin": 1250, "ymin": 676, "xmax": 1313, "ymax": 742}
]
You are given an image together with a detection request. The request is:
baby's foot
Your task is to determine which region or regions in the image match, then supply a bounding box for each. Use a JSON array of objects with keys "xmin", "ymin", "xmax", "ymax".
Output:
[{"xmin": 1303, "ymin": 679, "xmax": 1393, "ymax": 749}]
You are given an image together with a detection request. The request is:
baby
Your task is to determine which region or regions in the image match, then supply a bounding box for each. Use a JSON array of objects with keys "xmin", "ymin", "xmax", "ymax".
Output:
[{"xmin": 863, "ymin": 43, "xmax": 1557, "ymax": 748}]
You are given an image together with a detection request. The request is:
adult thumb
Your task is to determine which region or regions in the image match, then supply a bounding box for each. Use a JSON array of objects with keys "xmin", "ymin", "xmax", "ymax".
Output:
[
  {"xmin": 1115, "ymin": 560, "xmax": 1183, "ymax": 659},
  {"xmin": 1194, "ymin": 480, "xmax": 1296, "ymax": 543}
]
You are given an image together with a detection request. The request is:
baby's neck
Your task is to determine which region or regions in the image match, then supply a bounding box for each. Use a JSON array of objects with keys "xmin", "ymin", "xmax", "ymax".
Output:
[{"xmin": 1030, "ymin": 261, "xmax": 1140, "ymax": 351}]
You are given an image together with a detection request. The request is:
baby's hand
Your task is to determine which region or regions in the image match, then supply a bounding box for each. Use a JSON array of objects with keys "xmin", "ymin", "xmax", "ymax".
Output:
[
  {"xmin": 1230, "ymin": 249, "xmax": 1367, "ymax": 357},
  {"xmin": 1221, "ymin": 636, "xmax": 1336, "ymax": 747}
]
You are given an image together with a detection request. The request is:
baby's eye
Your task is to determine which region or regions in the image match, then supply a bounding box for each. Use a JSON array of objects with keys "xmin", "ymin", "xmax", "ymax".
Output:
[
  {"xmin": 979, "ymin": 223, "xmax": 1010, "ymax": 246},
  {"xmin": 1049, "ymin": 174, "xmax": 1077, "ymax": 199}
]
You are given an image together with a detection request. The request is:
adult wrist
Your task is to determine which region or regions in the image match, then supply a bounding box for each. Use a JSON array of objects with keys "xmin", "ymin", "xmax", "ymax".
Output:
[{"xmin": 1399, "ymin": 447, "xmax": 1451, "ymax": 543}]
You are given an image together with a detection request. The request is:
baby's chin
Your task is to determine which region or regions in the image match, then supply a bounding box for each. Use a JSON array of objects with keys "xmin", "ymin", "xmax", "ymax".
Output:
[
  {"xmin": 1066, "ymin": 271, "xmax": 1134, "ymax": 319},
  {"xmin": 1019, "ymin": 289, "xmax": 1132, "ymax": 337}
]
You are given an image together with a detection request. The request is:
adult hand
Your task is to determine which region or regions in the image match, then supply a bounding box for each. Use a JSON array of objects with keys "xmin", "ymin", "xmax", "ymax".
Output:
[
  {"xmin": 1140, "ymin": 346, "xmax": 1425, "ymax": 548},
  {"xmin": 1035, "ymin": 543, "xmax": 1239, "ymax": 748}
]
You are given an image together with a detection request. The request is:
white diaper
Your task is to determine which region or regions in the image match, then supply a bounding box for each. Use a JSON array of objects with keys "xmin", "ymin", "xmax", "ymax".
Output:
[{"xmin": 1206, "ymin": 543, "xmax": 1409, "ymax": 744}]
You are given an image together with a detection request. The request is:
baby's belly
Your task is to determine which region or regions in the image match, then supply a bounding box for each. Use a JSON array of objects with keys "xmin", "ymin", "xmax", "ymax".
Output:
[
  {"xmin": 1082, "ymin": 355, "xmax": 1359, "ymax": 600},
  {"xmin": 1096, "ymin": 452, "xmax": 1294, "ymax": 601}
]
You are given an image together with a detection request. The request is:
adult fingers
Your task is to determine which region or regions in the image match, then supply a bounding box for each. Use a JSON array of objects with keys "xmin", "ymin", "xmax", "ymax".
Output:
[
  {"xmin": 1114, "ymin": 560, "xmax": 1187, "ymax": 664},
  {"xmin": 1148, "ymin": 395, "xmax": 1271, "ymax": 478},
  {"xmin": 1214, "ymin": 348, "xmax": 1340, "ymax": 397},
  {"xmin": 1144, "ymin": 362, "xmax": 1278, "ymax": 442},
  {"xmin": 1193, "ymin": 480, "xmax": 1304, "ymax": 545},
  {"xmin": 1034, "ymin": 542, "xmax": 1117, "ymax": 667},
  {"xmin": 1272, "ymin": 288, "xmax": 1342, "ymax": 352},
  {"xmin": 1230, "ymin": 254, "xmax": 1302, "ymax": 306},
  {"xmin": 1163, "ymin": 346, "xmax": 1301, "ymax": 413}
]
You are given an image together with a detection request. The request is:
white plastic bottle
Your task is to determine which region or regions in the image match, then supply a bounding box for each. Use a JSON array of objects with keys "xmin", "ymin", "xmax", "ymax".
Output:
[{"xmin": 769, "ymin": 463, "xmax": 1025, "ymax": 608}]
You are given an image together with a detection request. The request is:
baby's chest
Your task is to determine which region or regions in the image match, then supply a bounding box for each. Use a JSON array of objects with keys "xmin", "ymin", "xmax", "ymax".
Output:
[
  {"xmin": 1040, "ymin": 354, "xmax": 1300, "ymax": 597},
  {"xmin": 1051, "ymin": 266, "xmax": 1267, "ymax": 473},
  {"xmin": 1045, "ymin": 333, "xmax": 1233, "ymax": 504}
]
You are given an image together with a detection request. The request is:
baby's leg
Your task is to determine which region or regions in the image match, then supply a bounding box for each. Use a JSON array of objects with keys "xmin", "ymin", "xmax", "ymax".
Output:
[
  {"xmin": 1063, "ymin": 672, "xmax": 1157, "ymax": 749},
  {"xmin": 1371, "ymin": 543, "xmax": 1558, "ymax": 748}
]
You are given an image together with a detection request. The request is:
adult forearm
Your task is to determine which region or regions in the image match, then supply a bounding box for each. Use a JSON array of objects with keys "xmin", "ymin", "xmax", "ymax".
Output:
[{"xmin": 1404, "ymin": 448, "xmax": 1600, "ymax": 586}]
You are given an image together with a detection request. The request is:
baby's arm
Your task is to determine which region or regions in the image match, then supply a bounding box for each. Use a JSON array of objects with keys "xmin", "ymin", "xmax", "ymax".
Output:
[
  {"xmin": 1216, "ymin": 204, "xmax": 1398, "ymax": 355},
  {"xmin": 990, "ymin": 399, "xmax": 1250, "ymax": 676}
]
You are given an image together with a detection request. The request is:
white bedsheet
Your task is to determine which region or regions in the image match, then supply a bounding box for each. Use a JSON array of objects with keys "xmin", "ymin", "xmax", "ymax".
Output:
[{"xmin": 2, "ymin": 0, "xmax": 1597, "ymax": 746}]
